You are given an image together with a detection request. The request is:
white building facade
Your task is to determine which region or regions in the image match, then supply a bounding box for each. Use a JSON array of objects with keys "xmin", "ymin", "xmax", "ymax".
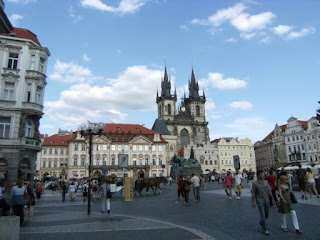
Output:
[{"xmin": 0, "ymin": 27, "xmax": 50, "ymax": 190}]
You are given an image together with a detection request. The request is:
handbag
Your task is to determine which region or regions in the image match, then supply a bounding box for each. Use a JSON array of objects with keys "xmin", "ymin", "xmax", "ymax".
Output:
[{"xmin": 290, "ymin": 192, "xmax": 297, "ymax": 204}]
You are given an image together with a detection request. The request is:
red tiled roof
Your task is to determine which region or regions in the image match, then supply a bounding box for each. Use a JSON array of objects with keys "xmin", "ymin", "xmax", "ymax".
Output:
[
  {"xmin": 43, "ymin": 134, "xmax": 73, "ymax": 146},
  {"xmin": 0, "ymin": 27, "xmax": 41, "ymax": 46},
  {"xmin": 43, "ymin": 123, "xmax": 167, "ymax": 146},
  {"xmin": 262, "ymin": 120, "xmax": 308, "ymax": 142}
]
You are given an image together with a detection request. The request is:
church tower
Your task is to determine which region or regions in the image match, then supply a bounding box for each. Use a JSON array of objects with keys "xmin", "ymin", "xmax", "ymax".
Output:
[
  {"xmin": 156, "ymin": 66, "xmax": 177, "ymax": 121},
  {"xmin": 153, "ymin": 67, "xmax": 210, "ymax": 151}
]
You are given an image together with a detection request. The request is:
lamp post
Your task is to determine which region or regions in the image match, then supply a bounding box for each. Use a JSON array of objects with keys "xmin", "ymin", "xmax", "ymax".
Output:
[{"xmin": 78, "ymin": 122, "xmax": 105, "ymax": 215}]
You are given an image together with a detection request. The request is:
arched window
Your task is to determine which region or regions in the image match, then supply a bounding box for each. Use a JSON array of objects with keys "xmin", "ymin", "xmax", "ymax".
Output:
[
  {"xmin": 24, "ymin": 119, "xmax": 33, "ymax": 138},
  {"xmin": 168, "ymin": 104, "xmax": 171, "ymax": 115},
  {"xmin": 196, "ymin": 105, "xmax": 200, "ymax": 116},
  {"xmin": 180, "ymin": 129, "xmax": 190, "ymax": 148}
]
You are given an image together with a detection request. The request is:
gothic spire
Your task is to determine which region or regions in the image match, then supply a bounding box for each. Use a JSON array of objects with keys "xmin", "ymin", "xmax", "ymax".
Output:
[
  {"xmin": 188, "ymin": 68, "xmax": 200, "ymax": 99},
  {"xmin": 161, "ymin": 66, "xmax": 171, "ymax": 97}
]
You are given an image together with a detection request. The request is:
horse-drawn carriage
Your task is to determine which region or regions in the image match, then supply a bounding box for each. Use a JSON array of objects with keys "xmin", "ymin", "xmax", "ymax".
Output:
[{"xmin": 134, "ymin": 177, "xmax": 162, "ymax": 196}]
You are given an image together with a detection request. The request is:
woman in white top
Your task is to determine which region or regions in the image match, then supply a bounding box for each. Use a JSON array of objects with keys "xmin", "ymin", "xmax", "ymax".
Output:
[
  {"xmin": 68, "ymin": 182, "xmax": 76, "ymax": 201},
  {"xmin": 11, "ymin": 178, "xmax": 28, "ymax": 226}
]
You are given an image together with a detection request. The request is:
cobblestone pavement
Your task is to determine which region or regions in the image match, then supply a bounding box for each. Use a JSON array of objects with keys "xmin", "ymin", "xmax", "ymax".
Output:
[{"xmin": 20, "ymin": 182, "xmax": 320, "ymax": 240}]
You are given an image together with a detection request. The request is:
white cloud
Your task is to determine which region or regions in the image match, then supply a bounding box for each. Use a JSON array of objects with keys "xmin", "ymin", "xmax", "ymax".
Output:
[
  {"xmin": 69, "ymin": 7, "xmax": 83, "ymax": 23},
  {"xmin": 225, "ymin": 37, "xmax": 237, "ymax": 42},
  {"xmin": 49, "ymin": 60, "xmax": 102, "ymax": 83},
  {"xmin": 206, "ymin": 100, "xmax": 216, "ymax": 110},
  {"xmin": 9, "ymin": 14, "xmax": 23, "ymax": 26},
  {"xmin": 180, "ymin": 25, "xmax": 189, "ymax": 31},
  {"xmin": 208, "ymin": 3, "xmax": 246, "ymax": 27},
  {"xmin": 229, "ymin": 101, "xmax": 253, "ymax": 110},
  {"xmin": 272, "ymin": 25, "xmax": 293, "ymax": 35},
  {"xmin": 80, "ymin": 0, "xmax": 147, "ymax": 14},
  {"xmin": 202, "ymin": 72, "xmax": 247, "ymax": 90},
  {"xmin": 8, "ymin": 0, "xmax": 37, "ymax": 4},
  {"xmin": 44, "ymin": 65, "xmax": 162, "ymax": 129},
  {"xmin": 192, "ymin": 3, "xmax": 275, "ymax": 34},
  {"xmin": 82, "ymin": 54, "xmax": 91, "ymax": 62},
  {"xmin": 287, "ymin": 27, "xmax": 316, "ymax": 39},
  {"xmin": 240, "ymin": 32, "xmax": 257, "ymax": 40},
  {"xmin": 231, "ymin": 12, "xmax": 275, "ymax": 32}
]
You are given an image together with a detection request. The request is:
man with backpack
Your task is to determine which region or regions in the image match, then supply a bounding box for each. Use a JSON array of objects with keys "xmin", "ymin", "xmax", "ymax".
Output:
[
  {"xmin": 82, "ymin": 181, "xmax": 89, "ymax": 202},
  {"xmin": 297, "ymin": 164, "xmax": 307, "ymax": 199}
]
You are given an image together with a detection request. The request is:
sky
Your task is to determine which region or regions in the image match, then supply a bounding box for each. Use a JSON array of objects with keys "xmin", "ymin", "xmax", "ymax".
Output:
[{"xmin": 5, "ymin": 0, "xmax": 320, "ymax": 143}]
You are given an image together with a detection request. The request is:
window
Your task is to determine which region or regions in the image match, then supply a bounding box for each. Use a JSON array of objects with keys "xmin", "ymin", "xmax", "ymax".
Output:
[
  {"xmin": 26, "ymin": 84, "xmax": 32, "ymax": 102},
  {"xmin": 54, "ymin": 161, "xmax": 57, "ymax": 168},
  {"xmin": 3, "ymin": 82, "xmax": 15, "ymax": 100},
  {"xmin": 54, "ymin": 148, "xmax": 58, "ymax": 155},
  {"xmin": 30, "ymin": 55, "xmax": 36, "ymax": 70},
  {"xmin": 196, "ymin": 105, "xmax": 200, "ymax": 116},
  {"xmin": 24, "ymin": 119, "xmax": 32, "ymax": 138},
  {"xmin": 103, "ymin": 145, "xmax": 107, "ymax": 151},
  {"xmin": 301, "ymin": 144, "xmax": 305, "ymax": 151},
  {"xmin": 139, "ymin": 145, "xmax": 143, "ymax": 151},
  {"xmin": 48, "ymin": 161, "xmax": 52, "ymax": 168},
  {"xmin": 73, "ymin": 157, "xmax": 78, "ymax": 166},
  {"xmin": 159, "ymin": 146, "xmax": 163, "ymax": 151},
  {"xmin": 43, "ymin": 148, "xmax": 47, "ymax": 154},
  {"xmin": 7, "ymin": 52, "xmax": 18, "ymax": 69},
  {"xmin": 111, "ymin": 145, "xmax": 116, "ymax": 151},
  {"xmin": 133, "ymin": 145, "xmax": 137, "ymax": 151},
  {"xmin": 96, "ymin": 159, "xmax": 100, "ymax": 166},
  {"xmin": 221, "ymin": 160, "xmax": 224, "ymax": 165},
  {"xmin": 60, "ymin": 148, "xmax": 64, "ymax": 154},
  {"xmin": 287, "ymin": 137, "xmax": 290, "ymax": 142},
  {"xmin": 35, "ymin": 86, "xmax": 42, "ymax": 104},
  {"xmin": 81, "ymin": 158, "xmax": 85, "ymax": 166},
  {"xmin": 74, "ymin": 144, "xmax": 78, "ymax": 151},
  {"xmin": 42, "ymin": 161, "xmax": 46, "ymax": 168},
  {"xmin": 111, "ymin": 157, "xmax": 115, "ymax": 165},
  {"xmin": 124, "ymin": 145, "xmax": 128, "ymax": 151},
  {"xmin": 49, "ymin": 148, "xmax": 52, "ymax": 154},
  {"xmin": 39, "ymin": 57, "xmax": 45, "ymax": 73},
  {"xmin": 210, "ymin": 160, "xmax": 212, "ymax": 165},
  {"xmin": 153, "ymin": 158, "xmax": 156, "ymax": 165},
  {"xmin": 117, "ymin": 145, "xmax": 122, "ymax": 151},
  {"xmin": 0, "ymin": 117, "xmax": 10, "ymax": 138},
  {"xmin": 145, "ymin": 145, "xmax": 149, "ymax": 151},
  {"xmin": 312, "ymin": 135, "xmax": 315, "ymax": 140},
  {"xmin": 81, "ymin": 144, "xmax": 86, "ymax": 151}
]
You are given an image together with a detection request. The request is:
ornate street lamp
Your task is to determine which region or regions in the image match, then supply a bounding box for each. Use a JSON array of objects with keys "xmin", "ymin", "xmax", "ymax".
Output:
[{"xmin": 78, "ymin": 122, "xmax": 105, "ymax": 215}]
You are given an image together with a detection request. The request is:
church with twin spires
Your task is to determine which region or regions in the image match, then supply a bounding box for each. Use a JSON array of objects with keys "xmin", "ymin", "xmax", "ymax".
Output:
[{"xmin": 152, "ymin": 67, "xmax": 210, "ymax": 158}]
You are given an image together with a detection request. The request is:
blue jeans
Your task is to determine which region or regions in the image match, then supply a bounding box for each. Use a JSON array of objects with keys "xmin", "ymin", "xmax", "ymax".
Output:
[{"xmin": 257, "ymin": 202, "xmax": 269, "ymax": 230}]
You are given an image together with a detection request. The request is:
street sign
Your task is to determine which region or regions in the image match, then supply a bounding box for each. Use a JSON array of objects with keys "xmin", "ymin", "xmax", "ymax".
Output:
[
  {"xmin": 123, "ymin": 168, "xmax": 127, "ymax": 174},
  {"xmin": 173, "ymin": 163, "xmax": 179, "ymax": 172},
  {"xmin": 233, "ymin": 155, "xmax": 240, "ymax": 170}
]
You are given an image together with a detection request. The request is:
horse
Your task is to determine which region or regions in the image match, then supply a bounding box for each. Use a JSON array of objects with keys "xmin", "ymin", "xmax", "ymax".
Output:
[{"xmin": 134, "ymin": 177, "xmax": 162, "ymax": 196}]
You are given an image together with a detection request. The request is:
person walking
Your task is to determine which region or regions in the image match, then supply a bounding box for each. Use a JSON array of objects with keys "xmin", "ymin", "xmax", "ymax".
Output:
[
  {"xmin": 311, "ymin": 163, "xmax": 320, "ymax": 192},
  {"xmin": 234, "ymin": 170, "xmax": 243, "ymax": 200},
  {"xmin": 297, "ymin": 165, "xmax": 307, "ymax": 199},
  {"xmin": 175, "ymin": 176, "xmax": 184, "ymax": 204},
  {"xmin": 68, "ymin": 182, "xmax": 76, "ymax": 201},
  {"xmin": 247, "ymin": 169, "xmax": 255, "ymax": 190},
  {"xmin": 190, "ymin": 173, "xmax": 200, "ymax": 202},
  {"xmin": 278, "ymin": 175, "xmax": 302, "ymax": 234},
  {"xmin": 35, "ymin": 182, "xmax": 42, "ymax": 201},
  {"xmin": 306, "ymin": 168, "xmax": 319, "ymax": 198},
  {"xmin": 252, "ymin": 170, "xmax": 275, "ymax": 235},
  {"xmin": 11, "ymin": 178, "xmax": 28, "ymax": 226},
  {"xmin": 82, "ymin": 181, "xmax": 89, "ymax": 202},
  {"xmin": 24, "ymin": 185, "xmax": 35, "ymax": 225},
  {"xmin": 0, "ymin": 179, "xmax": 10, "ymax": 216},
  {"xmin": 61, "ymin": 182, "xmax": 67, "ymax": 202},
  {"xmin": 224, "ymin": 171, "xmax": 233, "ymax": 199},
  {"xmin": 265, "ymin": 169, "xmax": 279, "ymax": 206},
  {"xmin": 183, "ymin": 177, "xmax": 191, "ymax": 203},
  {"xmin": 100, "ymin": 179, "xmax": 111, "ymax": 213}
]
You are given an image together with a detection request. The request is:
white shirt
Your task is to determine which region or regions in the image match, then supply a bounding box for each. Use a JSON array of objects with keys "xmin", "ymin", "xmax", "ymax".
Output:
[
  {"xmin": 190, "ymin": 175, "xmax": 200, "ymax": 187},
  {"xmin": 234, "ymin": 174, "xmax": 243, "ymax": 185}
]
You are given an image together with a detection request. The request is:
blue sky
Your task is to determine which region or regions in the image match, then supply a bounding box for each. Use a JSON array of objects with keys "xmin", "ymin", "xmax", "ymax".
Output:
[{"xmin": 5, "ymin": 0, "xmax": 320, "ymax": 142}]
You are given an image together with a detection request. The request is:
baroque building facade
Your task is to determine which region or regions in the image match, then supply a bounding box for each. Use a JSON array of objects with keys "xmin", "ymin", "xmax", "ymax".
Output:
[
  {"xmin": 183, "ymin": 137, "xmax": 256, "ymax": 173},
  {"xmin": 254, "ymin": 116, "xmax": 319, "ymax": 170},
  {"xmin": 37, "ymin": 124, "xmax": 169, "ymax": 181},
  {"xmin": 152, "ymin": 67, "xmax": 210, "ymax": 161},
  {"xmin": 0, "ymin": 25, "xmax": 50, "ymax": 190}
]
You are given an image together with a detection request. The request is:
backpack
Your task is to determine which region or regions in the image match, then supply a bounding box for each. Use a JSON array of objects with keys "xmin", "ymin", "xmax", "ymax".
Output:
[{"xmin": 83, "ymin": 185, "xmax": 88, "ymax": 192}]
